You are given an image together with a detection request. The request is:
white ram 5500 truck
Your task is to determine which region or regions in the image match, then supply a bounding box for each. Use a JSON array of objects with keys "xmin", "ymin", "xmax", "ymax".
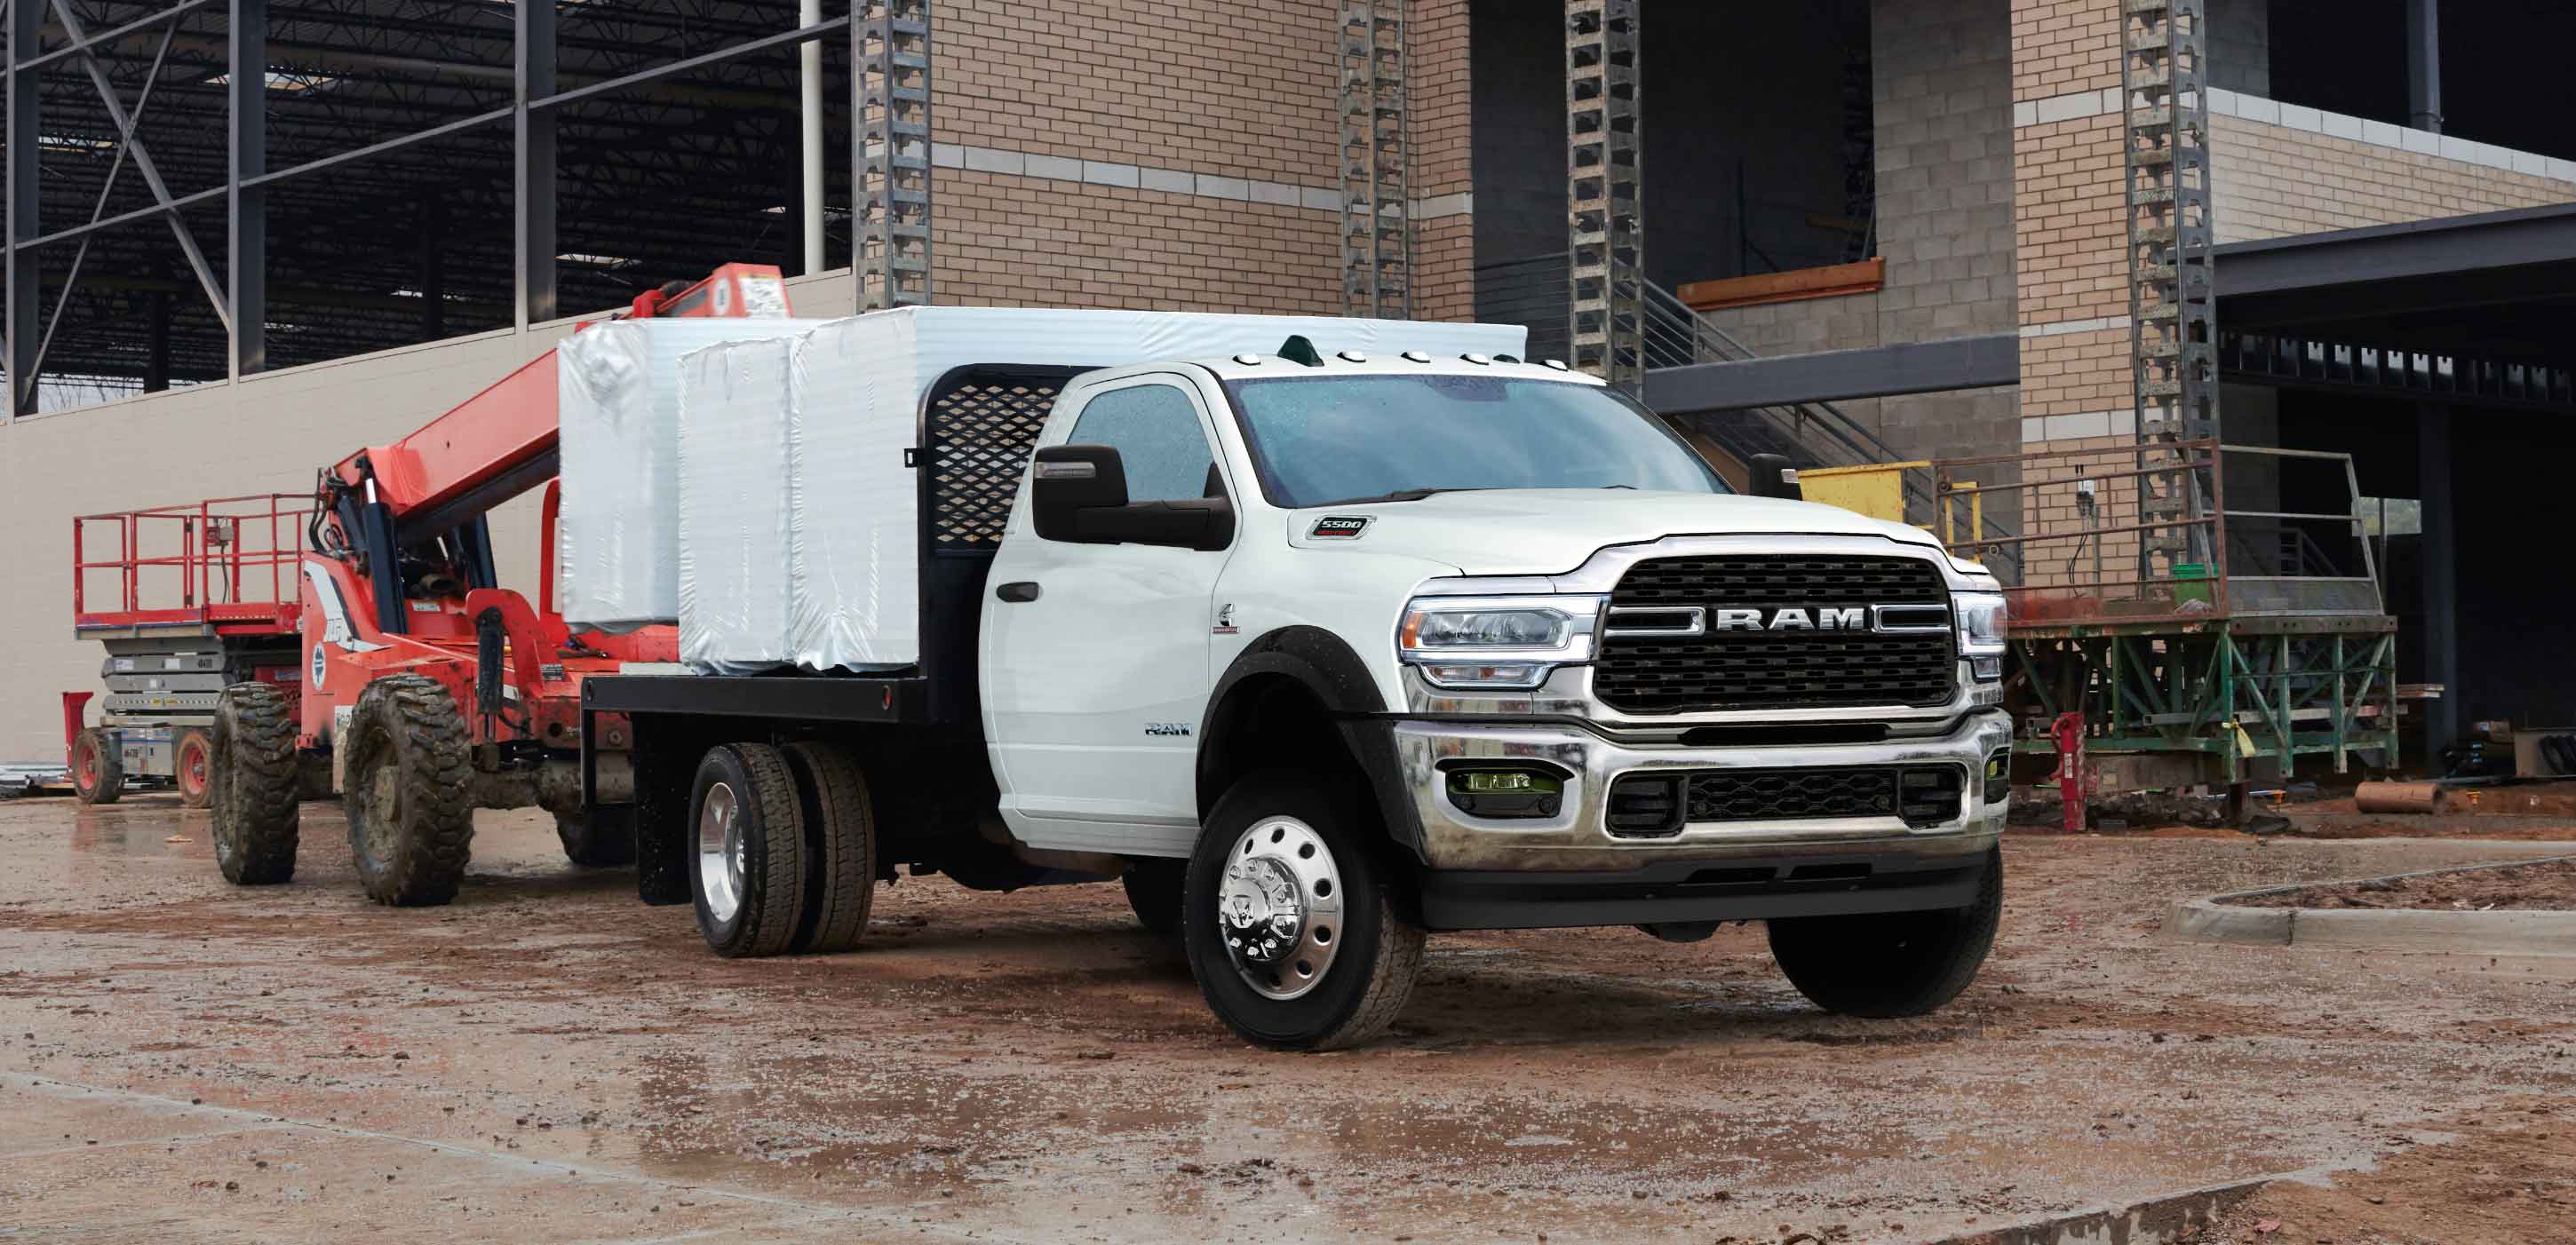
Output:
[{"xmin": 584, "ymin": 343, "xmax": 2014, "ymax": 1051}]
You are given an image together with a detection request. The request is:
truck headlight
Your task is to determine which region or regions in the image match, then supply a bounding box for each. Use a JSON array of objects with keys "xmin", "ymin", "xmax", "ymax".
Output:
[
  {"xmin": 1952, "ymin": 590, "xmax": 2008, "ymax": 682},
  {"xmin": 1397, "ymin": 595, "xmax": 1605, "ymax": 689}
]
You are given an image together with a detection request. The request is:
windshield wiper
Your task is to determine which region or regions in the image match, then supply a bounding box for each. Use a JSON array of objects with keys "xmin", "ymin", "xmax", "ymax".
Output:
[{"xmin": 1317, "ymin": 486, "xmax": 1491, "ymax": 506}]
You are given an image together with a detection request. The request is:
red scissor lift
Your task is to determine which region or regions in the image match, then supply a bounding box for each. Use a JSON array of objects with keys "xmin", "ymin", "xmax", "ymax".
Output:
[{"xmin": 67, "ymin": 494, "xmax": 311, "ymax": 805}]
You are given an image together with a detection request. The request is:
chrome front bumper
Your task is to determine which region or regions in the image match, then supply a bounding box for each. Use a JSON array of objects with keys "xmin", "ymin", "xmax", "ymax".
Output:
[{"xmin": 1391, "ymin": 710, "xmax": 2013, "ymax": 872}]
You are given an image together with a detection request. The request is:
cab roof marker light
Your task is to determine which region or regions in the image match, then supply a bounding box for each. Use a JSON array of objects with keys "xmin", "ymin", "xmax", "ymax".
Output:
[
  {"xmin": 1495, "ymin": 353, "xmax": 1522, "ymax": 363},
  {"xmin": 1542, "ymin": 359, "xmax": 1570, "ymax": 370},
  {"xmin": 1462, "ymin": 353, "xmax": 1492, "ymax": 366},
  {"xmin": 1232, "ymin": 353, "xmax": 1263, "ymax": 365},
  {"xmin": 1401, "ymin": 350, "xmax": 1431, "ymax": 362},
  {"xmin": 1338, "ymin": 350, "xmax": 1369, "ymax": 362}
]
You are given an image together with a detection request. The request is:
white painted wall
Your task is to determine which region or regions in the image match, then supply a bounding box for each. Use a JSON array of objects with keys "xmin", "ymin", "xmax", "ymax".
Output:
[{"xmin": 0, "ymin": 269, "xmax": 859, "ymax": 762}]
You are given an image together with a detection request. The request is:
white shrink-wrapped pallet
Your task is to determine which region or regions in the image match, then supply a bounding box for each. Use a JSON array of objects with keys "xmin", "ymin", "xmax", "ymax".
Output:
[
  {"xmin": 555, "ymin": 317, "xmax": 821, "ymax": 632},
  {"xmin": 678, "ymin": 337, "xmax": 798, "ymax": 672},
  {"xmin": 779, "ymin": 307, "xmax": 1528, "ymax": 672}
]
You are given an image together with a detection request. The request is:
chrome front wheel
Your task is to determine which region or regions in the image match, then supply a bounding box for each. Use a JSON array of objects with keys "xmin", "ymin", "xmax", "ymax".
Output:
[{"xmin": 1217, "ymin": 816, "xmax": 1345, "ymax": 1000}]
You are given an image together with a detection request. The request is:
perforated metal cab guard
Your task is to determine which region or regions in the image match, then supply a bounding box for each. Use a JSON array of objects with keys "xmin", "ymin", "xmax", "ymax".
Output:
[{"xmin": 919, "ymin": 366, "xmax": 1092, "ymax": 551}]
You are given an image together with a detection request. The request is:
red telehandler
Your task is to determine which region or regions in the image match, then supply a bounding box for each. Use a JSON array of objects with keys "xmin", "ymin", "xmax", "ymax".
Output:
[{"xmin": 133, "ymin": 263, "xmax": 794, "ymax": 903}]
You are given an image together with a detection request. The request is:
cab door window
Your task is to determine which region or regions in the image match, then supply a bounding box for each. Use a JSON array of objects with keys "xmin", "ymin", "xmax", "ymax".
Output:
[{"xmin": 1067, "ymin": 384, "xmax": 1220, "ymax": 503}]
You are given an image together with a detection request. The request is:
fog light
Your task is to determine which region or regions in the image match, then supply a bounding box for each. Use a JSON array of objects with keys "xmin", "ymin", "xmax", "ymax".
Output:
[
  {"xmin": 1984, "ymin": 749, "xmax": 2011, "ymax": 805},
  {"xmin": 1446, "ymin": 767, "xmax": 1564, "ymax": 819}
]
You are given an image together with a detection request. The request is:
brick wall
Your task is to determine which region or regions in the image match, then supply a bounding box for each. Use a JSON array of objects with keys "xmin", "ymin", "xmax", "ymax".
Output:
[
  {"xmin": 2009, "ymin": 0, "xmax": 2119, "ymax": 100},
  {"xmin": 2213, "ymin": 116, "xmax": 2576, "ymax": 243},
  {"xmin": 934, "ymin": 170, "xmax": 1339, "ymax": 313},
  {"xmin": 935, "ymin": 0, "xmax": 1337, "ymax": 185},
  {"xmin": 1411, "ymin": 0, "xmax": 1476, "ymax": 321}
]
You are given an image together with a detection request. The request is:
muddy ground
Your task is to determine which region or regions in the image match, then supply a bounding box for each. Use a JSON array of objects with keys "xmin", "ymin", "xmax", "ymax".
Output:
[{"xmin": 4, "ymin": 796, "xmax": 2573, "ymax": 1244}]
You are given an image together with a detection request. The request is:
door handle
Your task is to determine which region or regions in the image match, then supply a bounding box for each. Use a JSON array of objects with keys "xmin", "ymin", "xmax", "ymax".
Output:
[{"xmin": 995, "ymin": 581, "xmax": 1041, "ymax": 603}]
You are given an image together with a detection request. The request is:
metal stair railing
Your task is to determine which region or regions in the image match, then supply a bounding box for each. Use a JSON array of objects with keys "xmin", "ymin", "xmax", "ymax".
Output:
[{"xmin": 1474, "ymin": 251, "xmax": 2023, "ymax": 579}]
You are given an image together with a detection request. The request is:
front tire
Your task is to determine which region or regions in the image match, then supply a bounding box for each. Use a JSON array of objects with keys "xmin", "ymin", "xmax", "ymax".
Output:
[
  {"xmin": 688, "ymin": 743, "xmax": 807, "ymax": 958},
  {"xmin": 1182, "ymin": 769, "xmax": 1424, "ymax": 1051},
  {"xmin": 210, "ymin": 684, "xmax": 300, "ymax": 885},
  {"xmin": 1768, "ymin": 846, "xmax": 2002, "ymax": 1018},
  {"xmin": 342, "ymin": 674, "xmax": 474, "ymax": 907},
  {"xmin": 72, "ymin": 728, "xmax": 123, "ymax": 805}
]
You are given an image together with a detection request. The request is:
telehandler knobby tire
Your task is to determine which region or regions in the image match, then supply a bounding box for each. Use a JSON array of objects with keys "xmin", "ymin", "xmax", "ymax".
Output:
[
  {"xmin": 342, "ymin": 674, "xmax": 475, "ymax": 907},
  {"xmin": 210, "ymin": 683, "xmax": 300, "ymax": 885}
]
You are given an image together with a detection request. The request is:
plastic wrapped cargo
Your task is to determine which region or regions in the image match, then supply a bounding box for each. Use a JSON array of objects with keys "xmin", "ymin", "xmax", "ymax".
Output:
[
  {"xmin": 555, "ymin": 317, "xmax": 821, "ymax": 632},
  {"xmin": 776, "ymin": 307, "xmax": 1529, "ymax": 672},
  {"xmin": 677, "ymin": 337, "xmax": 798, "ymax": 672}
]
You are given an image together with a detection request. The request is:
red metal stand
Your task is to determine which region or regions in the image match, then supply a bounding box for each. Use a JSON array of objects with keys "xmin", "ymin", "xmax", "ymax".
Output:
[{"xmin": 2052, "ymin": 710, "xmax": 2088, "ymax": 833}]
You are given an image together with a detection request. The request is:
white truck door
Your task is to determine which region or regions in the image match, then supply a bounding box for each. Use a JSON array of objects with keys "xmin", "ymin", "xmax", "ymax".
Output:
[{"xmin": 982, "ymin": 376, "xmax": 1236, "ymax": 858}]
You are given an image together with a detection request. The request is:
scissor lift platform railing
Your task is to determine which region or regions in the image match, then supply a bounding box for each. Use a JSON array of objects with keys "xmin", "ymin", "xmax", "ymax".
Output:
[{"xmin": 73, "ymin": 494, "xmax": 310, "ymax": 636}]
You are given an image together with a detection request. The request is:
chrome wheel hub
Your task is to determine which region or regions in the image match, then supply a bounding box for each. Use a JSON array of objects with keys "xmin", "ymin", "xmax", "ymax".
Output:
[
  {"xmin": 697, "ymin": 781, "xmax": 745, "ymax": 924},
  {"xmin": 1217, "ymin": 816, "xmax": 1344, "ymax": 1001}
]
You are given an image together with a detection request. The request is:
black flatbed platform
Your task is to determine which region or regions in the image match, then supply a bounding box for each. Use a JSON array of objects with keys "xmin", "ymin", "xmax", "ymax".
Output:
[{"xmin": 581, "ymin": 672, "xmax": 933, "ymax": 724}]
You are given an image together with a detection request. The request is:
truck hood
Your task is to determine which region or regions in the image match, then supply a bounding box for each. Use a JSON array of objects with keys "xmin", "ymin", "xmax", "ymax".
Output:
[{"xmin": 1285, "ymin": 488, "xmax": 1949, "ymax": 576}]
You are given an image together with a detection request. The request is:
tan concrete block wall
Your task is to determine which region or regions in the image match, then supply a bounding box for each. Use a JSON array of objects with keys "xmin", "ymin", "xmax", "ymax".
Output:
[
  {"xmin": 934, "ymin": 0, "xmax": 1338, "ymax": 185},
  {"xmin": 935, "ymin": 170, "xmax": 1339, "ymax": 313},
  {"xmin": 2213, "ymin": 116, "xmax": 2576, "ymax": 243}
]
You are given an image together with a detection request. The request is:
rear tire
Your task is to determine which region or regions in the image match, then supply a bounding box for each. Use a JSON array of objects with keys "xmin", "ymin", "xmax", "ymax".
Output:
[
  {"xmin": 71, "ymin": 728, "xmax": 123, "ymax": 805},
  {"xmin": 342, "ymin": 674, "xmax": 474, "ymax": 907},
  {"xmin": 1182, "ymin": 769, "xmax": 1423, "ymax": 1051},
  {"xmin": 555, "ymin": 811, "xmax": 636, "ymax": 868},
  {"xmin": 781, "ymin": 741, "xmax": 876, "ymax": 955},
  {"xmin": 688, "ymin": 743, "xmax": 807, "ymax": 958},
  {"xmin": 174, "ymin": 729, "xmax": 213, "ymax": 809},
  {"xmin": 1768, "ymin": 846, "xmax": 2002, "ymax": 1018},
  {"xmin": 210, "ymin": 684, "xmax": 300, "ymax": 885}
]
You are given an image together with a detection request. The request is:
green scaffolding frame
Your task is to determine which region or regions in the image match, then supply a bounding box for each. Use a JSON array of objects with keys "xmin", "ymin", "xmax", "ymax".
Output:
[{"xmin": 2009, "ymin": 615, "xmax": 2399, "ymax": 786}]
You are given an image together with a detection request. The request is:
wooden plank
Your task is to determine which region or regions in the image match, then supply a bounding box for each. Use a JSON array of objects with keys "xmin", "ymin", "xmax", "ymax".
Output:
[{"xmin": 1676, "ymin": 258, "xmax": 1885, "ymax": 312}]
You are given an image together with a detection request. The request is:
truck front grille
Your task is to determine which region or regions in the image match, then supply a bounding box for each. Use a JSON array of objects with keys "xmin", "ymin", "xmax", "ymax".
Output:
[
  {"xmin": 1594, "ymin": 553, "xmax": 1954, "ymax": 713},
  {"xmin": 1605, "ymin": 765, "xmax": 1966, "ymax": 838}
]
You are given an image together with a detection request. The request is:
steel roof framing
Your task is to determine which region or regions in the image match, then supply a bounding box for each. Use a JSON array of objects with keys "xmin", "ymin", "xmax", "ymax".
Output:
[{"xmin": 4, "ymin": 0, "xmax": 863, "ymax": 416}]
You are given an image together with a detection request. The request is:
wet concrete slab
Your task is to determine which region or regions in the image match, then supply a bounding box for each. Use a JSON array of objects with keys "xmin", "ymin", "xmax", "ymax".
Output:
[{"xmin": 4, "ymin": 794, "xmax": 2575, "ymax": 1242}]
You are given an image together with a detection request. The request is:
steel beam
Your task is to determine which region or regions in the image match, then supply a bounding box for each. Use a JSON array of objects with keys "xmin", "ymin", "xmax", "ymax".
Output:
[
  {"xmin": 2414, "ymin": 406, "xmax": 2457, "ymax": 769},
  {"xmin": 1642, "ymin": 335, "xmax": 2019, "ymax": 416},
  {"xmin": 2215, "ymin": 202, "xmax": 2576, "ymax": 298},
  {"xmin": 515, "ymin": 0, "xmax": 556, "ymax": 328},
  {"xmin": 12, "ymin": 0, "xmax": 217, "ymax": 71},
  {"xmin": 5, "ymin": 0, "xmax": 41, "ymax": 416},
  {"xmin": 227, "ymin": 0, "xmax": 266, "ymax": 378}
]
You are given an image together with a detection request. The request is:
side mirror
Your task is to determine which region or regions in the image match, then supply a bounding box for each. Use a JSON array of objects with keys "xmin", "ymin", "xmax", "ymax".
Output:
[
  {"xmin": 1746, "ymin": 452, "xmax": 1804, "ymax": 502},
  {"xmin": 1031, "ymin": 444, "xmax": 1127, "ymax": 542},
  {"xmin": 1030, "ymin": 444, "xmax": 1235, "ymax": 552}
]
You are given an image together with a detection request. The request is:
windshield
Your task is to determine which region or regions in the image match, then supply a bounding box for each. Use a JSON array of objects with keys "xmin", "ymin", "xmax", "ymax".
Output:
[{"xmin": 1222, "ymin": 374, "xmax": 1731, "ymax": 509}]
